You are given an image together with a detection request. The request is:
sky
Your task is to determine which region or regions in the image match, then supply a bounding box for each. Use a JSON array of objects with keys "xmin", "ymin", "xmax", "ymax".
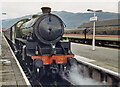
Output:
[{"xmin": 0, "ymin": 0, "xmax": 120, "ymax": 19}]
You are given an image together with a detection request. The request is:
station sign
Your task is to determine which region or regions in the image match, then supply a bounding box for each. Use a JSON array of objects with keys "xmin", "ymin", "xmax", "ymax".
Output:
[{"xmin": 90, "ymin": 16, "xmax": 98, "ymax": 22}]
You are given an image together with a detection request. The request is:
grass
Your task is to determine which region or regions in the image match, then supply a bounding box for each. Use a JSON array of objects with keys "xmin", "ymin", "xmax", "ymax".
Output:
[{"xmin": 105, "ymin": 63, "xmax": 118, "ymax": 68}]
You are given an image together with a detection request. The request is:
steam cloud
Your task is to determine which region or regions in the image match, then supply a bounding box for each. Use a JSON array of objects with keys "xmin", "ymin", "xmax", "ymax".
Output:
[{"xmin": 62, "ymin": 64, "xmax": 105, "ymax": 86}]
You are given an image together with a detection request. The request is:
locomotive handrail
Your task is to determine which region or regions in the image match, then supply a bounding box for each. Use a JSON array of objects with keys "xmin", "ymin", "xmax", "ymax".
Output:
[{"xmin": 62, "ymin": 21, "xmax": 66, "ymax": 28}]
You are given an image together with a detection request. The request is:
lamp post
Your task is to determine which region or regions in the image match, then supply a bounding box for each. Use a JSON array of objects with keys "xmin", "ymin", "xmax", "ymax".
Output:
[
  {"xmin": 87, "ymin": 9, "xmax": 102, "ymax": 50},
  {"xmin": 0, "ymin": 12, "xmax": 6, "ymax": 56}
]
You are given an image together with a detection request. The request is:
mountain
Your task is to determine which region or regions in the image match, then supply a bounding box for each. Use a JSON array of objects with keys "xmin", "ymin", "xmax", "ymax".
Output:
[
  {"xmin": 2, "ymin": 15, "xmax": 32, "ymax": 30},
  {"xmin": 2, "ymin": 11, "xmax": 119, "ymax": 30},
  {"xmin": 51, "ymin": 11, "xmax": 119, "ymax": 29}
]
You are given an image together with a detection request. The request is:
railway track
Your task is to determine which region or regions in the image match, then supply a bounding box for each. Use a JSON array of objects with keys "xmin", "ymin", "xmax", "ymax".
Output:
[
  {"xmin": 16, "ymin": 54, "xmax": 42, "ymax": 86},
  {"xmin": 6, "ymin": 38, "xmax": 43, "ymax": 86},
  {"xmin": 16, "ymin": 53, "xmax": 74, "ymax": 87}
]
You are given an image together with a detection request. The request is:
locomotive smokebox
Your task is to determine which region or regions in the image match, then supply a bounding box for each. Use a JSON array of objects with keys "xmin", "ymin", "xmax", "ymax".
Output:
[
  {"xmin": 21, "ymin": 7, "xmax": 64, "ymax": 45},
  {"xmin": 41, "ymin": 7, "xmax": 51, "ymax": 14}
]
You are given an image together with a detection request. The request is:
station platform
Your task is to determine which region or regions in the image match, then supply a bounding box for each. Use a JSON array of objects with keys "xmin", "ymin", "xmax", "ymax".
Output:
[
  {"xmin": 0, "ymin": 36, "xmax": 30, "ymax": 86},
  {"xmin": 71, "ymin": 43, "xmax": 119, "ymax": 73}
]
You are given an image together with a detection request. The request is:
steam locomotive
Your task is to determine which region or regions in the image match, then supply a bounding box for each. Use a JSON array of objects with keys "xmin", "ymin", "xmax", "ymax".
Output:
[{"xmin": 4, "ymin": 7, "xmax": 76, "ymax": 78}]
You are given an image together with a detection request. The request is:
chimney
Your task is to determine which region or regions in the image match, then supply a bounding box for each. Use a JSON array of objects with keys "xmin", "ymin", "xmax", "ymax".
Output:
[{"xmin": 41, "ymin": 7, "xmax": 51, "ymax": 14}]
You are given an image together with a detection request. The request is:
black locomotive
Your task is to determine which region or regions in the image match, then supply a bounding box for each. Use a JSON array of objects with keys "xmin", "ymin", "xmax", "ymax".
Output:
[{"xmin": 4, "ymin": 7, "xmax": 76, "ymax": 78}]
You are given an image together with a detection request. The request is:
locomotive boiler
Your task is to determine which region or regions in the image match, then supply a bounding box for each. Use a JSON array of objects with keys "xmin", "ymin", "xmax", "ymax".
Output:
[{"xmin": 4, "ymin": 7, "xmax": 76, "ymax": 78}]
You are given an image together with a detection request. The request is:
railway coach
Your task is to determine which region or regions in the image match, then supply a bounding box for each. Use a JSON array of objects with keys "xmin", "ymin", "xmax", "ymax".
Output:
[{"xmin": 63, "ymin": 19, "xmax": 120, "ymax": 47}]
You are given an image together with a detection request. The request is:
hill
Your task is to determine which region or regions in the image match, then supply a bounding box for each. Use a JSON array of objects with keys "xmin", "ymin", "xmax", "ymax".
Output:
[{"xmin": 2, "ymin": 11, "xmax": 119, "ymax": 30}]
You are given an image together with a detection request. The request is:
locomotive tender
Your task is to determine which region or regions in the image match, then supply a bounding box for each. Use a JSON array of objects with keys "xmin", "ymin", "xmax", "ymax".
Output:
[{"xmin": 4, "ymin": 7, "xmax": 75, "ymax": 78}]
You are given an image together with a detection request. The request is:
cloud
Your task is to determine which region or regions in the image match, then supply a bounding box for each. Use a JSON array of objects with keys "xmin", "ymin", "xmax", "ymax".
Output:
[{"xmin": 1, "ymin": 1, "xmax": 118, "ymax": 19}]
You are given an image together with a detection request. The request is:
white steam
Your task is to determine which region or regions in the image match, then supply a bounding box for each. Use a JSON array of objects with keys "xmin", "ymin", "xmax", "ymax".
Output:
[
  {"xmin": 62, "ymin": 64, "xmax": 104, "ymax": 86},
  {"xmin": 69, "ymin": 64, "xmax": 103, "ymax": 85}
]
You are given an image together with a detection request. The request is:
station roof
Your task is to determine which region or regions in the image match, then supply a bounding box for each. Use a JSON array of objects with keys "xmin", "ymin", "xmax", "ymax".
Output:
[{"xmin": 78, "ymin": 19, "xmax": 120, "ymax": 28}]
